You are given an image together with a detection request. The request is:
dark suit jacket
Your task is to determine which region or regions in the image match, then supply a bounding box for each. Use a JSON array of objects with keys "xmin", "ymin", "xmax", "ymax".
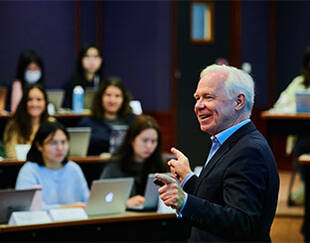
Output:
[{"xmin": 182, "ymin": 122, "xmax": 279, "ymax": 242}]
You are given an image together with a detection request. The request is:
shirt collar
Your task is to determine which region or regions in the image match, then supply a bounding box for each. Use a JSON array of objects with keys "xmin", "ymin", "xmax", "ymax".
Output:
[{"xmin": 212, "ymin": 119, "xmax": 251, "ymax": 145}]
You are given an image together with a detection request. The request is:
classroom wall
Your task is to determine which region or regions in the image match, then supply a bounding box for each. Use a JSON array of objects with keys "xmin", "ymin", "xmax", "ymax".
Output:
[
  {"xmin": 176, "ymin": 1, "xmax": 231, "ymax": 167},
  {"xmin": 1, "ymin": 1, "xmax": 310, "ymax": 152},
  {"xmin": 0, "ymin": 1, "xmax": 76, "ymax": 89},
  {"xmin": 102, "ymin": 1, "xmax": 172, "ymax": 111},
  {"xmin": 0, "ymin": 1, "xmax": 172, "ymax": 112},
  {"xmin": 275, "ymin": 1, "xmax": 310, "ymax": 102},
  {"xmin": 241, "ymin": 1, "xmax": 270, "ymax": 108}
]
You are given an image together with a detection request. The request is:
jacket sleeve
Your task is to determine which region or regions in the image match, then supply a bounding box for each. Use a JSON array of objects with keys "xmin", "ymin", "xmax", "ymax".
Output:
[{"xmin": 181, "ymin": 145, "xmax": 275, "ymax": 241}]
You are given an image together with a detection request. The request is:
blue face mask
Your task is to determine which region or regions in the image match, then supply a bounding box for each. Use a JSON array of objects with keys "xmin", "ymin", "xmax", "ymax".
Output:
[{"xmin": 24, "ymin": 70, "xmax": 41, "ymax": 84}]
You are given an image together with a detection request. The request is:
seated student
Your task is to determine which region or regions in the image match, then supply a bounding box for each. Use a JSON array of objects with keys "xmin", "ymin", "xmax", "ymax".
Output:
[
  {"xmin": 100, "ymin": 115, "xmax": 167, "ymax": 207},
  {"xmin": 15, "ymin": 121, "xmax": 89, "ymax": 210},
  {"xmin": 3, "ymin": 84, "xmax": 53, "ymax": 159},
  {"xmin": 63, "ymin": 44, "xmax": 104, "ymax": 108},
  {"xmin": 8, "ymin": 50, "xmax": 45, "ymax": 113},
  {"xmin": 78, "ymin": 78, "xmax": 135, "ymax": 156},
  {"xmin": 270, "ymin": 46, "xmax": 310, "ymax": 205}
]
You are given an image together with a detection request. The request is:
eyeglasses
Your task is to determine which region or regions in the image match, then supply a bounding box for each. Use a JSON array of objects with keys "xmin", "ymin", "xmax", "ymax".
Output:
[{"xmin": 44, "ymin": 140, "xmax": 68, "ymax": 148}]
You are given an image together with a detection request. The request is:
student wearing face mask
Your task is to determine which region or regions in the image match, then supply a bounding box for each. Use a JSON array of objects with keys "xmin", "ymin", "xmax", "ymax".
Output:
[
  {"xmin": 8, "ymin": 50, "xmax": 44, "ymax": 113},
  {"xmin": 63, "ymin": 44, "xmax": 103, "ymax": 108}
]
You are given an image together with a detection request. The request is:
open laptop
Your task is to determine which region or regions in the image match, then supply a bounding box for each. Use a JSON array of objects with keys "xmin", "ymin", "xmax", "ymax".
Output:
[
  {"xmin": 0, "ymin": 188, "xmax": 37, "ymax": 224},
  {"xmin": 126, "ymin": 173, "xmax": 159, "ymax": 212},
  {"xmin": 67, "ymin": 127, "xmax": 91, "ymax": 157},
  {"xmin": 47, "ymin": 89, "xmax": 65, "ymax": 111},
  {"xmin": 84, "ymin": 178, "xmax": 134, "ymax": 217}
]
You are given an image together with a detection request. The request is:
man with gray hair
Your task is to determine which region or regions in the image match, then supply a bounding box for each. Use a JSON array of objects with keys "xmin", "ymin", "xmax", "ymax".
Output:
[{"xmin": 155, "ymin": 64, "xmax": 279, "ymax": 242}]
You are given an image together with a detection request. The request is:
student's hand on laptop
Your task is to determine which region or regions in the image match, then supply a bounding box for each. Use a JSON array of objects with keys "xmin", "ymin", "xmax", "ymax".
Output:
[
  {"xmin": 126, "ymin": 195, "xmax": 145, "ymax": 207},
  {"xmin": 60, "ymin": 202, "xmax": 86, "ymax": 209}
]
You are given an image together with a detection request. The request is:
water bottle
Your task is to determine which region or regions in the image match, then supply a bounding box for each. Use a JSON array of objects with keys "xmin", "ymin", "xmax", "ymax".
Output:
[{"xmin": 72, "ymin": 85, "xmax": 84, "ymax": 114}]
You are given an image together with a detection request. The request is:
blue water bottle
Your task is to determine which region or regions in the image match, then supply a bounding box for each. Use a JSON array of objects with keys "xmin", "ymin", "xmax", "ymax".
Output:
[{"xmin": 72, "ymin": 85, "xmax": 84, "ymax": 114}]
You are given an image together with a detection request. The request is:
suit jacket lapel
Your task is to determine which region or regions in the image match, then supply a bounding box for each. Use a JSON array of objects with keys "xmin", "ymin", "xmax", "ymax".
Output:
[{"xmin": 194, "ymin": 122, "xmax": 257, "ymax": 194}]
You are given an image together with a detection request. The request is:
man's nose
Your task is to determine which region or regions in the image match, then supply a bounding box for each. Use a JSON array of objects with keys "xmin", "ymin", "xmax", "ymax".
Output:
[{"xmin": 195, "ymin": 99, "xmax": 204, "ymax": 109}]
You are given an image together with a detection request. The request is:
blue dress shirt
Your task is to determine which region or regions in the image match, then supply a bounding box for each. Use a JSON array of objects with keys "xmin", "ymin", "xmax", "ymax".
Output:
[{"xmin": 178, "ymin": 119, "xmax": 251, "ymax": 215}]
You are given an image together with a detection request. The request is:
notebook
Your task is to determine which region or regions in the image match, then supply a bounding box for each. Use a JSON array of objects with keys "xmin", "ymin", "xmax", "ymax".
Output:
[
  {"xmin": 67, "ymin": 127, "xmax": 91, "ymax": 157},
  {"xmin": 84, "ymin": 178, "xmax": 134, "ymax": 217},
  {"xmin": 84, "ymin": 88, "xmax": 96, "ymax": 110},
  {"xmin": 126, "ymin": 173, "xmax": 159, "ymax": 212},
  {"xmin": 47, "ymin": 89, "xmax": 65, "ymax": 111},
  {"xmin": 0, "ymin": 188, "xmax": 37, "ymax": 223}
]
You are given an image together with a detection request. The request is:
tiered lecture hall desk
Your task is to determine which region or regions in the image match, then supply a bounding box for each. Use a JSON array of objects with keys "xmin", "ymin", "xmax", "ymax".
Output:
[
  {"xmin": 262, "ymin": 111, "xmax": 310, "ymax": 242},
  {"xmin": 0, "ymin": 110, "xmax": 91, "ymax": 138},
  {"xmin": 0, "ymin": 156, "xmax": 107, "ymax": 189},
  {"xmin": 0, "ymin": 111, "xmax": 190, "ymax": 242},
  {"xmin": 0, "ymin": 111, "xmax": 105, "ymax": 189},
  {"xmin": 0, "ymin": 212, "xmax": 190, "ymax": 241},
  {"xmin": 261, "ymin": 111, "xmax": 310, "ymax": 147}
]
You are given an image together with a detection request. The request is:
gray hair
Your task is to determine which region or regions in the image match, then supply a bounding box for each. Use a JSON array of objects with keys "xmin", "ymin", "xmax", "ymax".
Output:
[{"xmin": 200, "ymin": 64, "xmax": 255, "ymax": 117}]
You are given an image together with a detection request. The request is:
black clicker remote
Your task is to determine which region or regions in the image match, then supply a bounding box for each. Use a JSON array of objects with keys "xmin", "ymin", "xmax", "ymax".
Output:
[{"xmin": 153, "ymin": 179, "xmax": 165, "ymax": 187}]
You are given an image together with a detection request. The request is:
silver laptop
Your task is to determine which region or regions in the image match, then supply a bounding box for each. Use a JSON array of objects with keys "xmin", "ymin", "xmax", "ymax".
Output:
[
  {"xmin": 47, "ymin": 89, "xmax": 65, "ymax": 111},
  {"xmin": 67, "ymin": 127, "xmax": 91, "ymax": 157},
  {"xmin": 84, "ymin": 88, "xmax": 96, "ymax": 109},
  {"xmin": 85, "ymin": 178, "xmax": 134, "ymax": 217},
  {"xmin": 0, "ymin": 188, "xmax": 37, "ymax": 223},
  {"xmin": 126, "ymin": 174, "xmax": 159, "ymax": 212}
]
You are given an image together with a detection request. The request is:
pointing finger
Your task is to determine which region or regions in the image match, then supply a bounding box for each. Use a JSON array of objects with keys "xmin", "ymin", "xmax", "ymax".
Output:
[{"xmin": 170, "ymin": 147, "xmax": 186, "ymax": 160}]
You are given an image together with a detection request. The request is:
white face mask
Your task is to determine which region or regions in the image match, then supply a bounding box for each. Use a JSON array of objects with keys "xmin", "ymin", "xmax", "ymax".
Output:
[{"xmin": 24, "ymin": 70, "xmax": 41, "ymax": 84}]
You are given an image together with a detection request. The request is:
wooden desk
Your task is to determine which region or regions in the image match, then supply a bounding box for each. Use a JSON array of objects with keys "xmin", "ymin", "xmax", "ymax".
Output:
[
  {"xmin": 0, "ymin": 156, "xmax": 108, "ymax": 189},
  {"xmin": 261, "ymin": 111, "xmax": 310, "ymax": 143},
  {"xmin": 0, "ymin": 212, "xmax": 190, "ymax": 241},
  {"xmin": 261, "ymin": 111, "xmax": 310, "ymax": 169},
  {"xmin": 0, "ymin": 112, "xmax": 91, "ymax": 142}
]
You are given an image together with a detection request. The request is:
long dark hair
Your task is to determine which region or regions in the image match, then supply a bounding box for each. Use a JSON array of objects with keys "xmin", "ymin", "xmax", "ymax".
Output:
[
  {"xmin": 15, "ymin": 50, "xmax": 44, "ymax": 87},
  {"xmin": 27, "ymin": 121, "xmax": 69, "ymax": 165},
  {"xmin": 113, "ymin": 115, "xmax": 166, "ymax": 179},
  {"xmin": 5, "ymin": 84, "xmax": 49, "ymax": 142},
  {"xmin": 91, "ymin": 78, "xmax": 132, "ymax": 119},
  {"xmin": 73, "ymin": 44, "xmax": 104, "ymax": 87},
  {"xmin": 301, "ymin": 46, "xmax": 310, "ymax": 87}
]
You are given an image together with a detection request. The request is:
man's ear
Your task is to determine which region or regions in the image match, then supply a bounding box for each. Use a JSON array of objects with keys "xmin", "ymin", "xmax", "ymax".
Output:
[{"xmin": 235, "ymin": 94, "xmax": 246, "ymax": 110}]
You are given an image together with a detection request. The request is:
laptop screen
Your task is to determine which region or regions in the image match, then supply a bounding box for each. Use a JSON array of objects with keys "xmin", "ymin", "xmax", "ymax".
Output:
[
  {"xmin": 0, "ymin": 188, "xmax": 37, "ymax": 223},
  {"xmin": 85, "ymin": 178, "xmax": 134, "ymax": 217},
  {"xmin": 46, "ymin": 89, "xmax": 65, "ymax": 111},
  {"xmin": 67, "ymin": 127, "xmax": 91, "ymax": 157},
  {"xmin": 126, "ymin": 173, "xmax": 159, "ymax": 212}
]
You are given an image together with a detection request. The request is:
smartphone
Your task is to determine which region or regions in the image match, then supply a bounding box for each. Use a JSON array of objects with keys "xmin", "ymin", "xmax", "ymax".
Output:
[{"xmin": 153, "ymin": 179, "xmax": 165, "ymax": 187}]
